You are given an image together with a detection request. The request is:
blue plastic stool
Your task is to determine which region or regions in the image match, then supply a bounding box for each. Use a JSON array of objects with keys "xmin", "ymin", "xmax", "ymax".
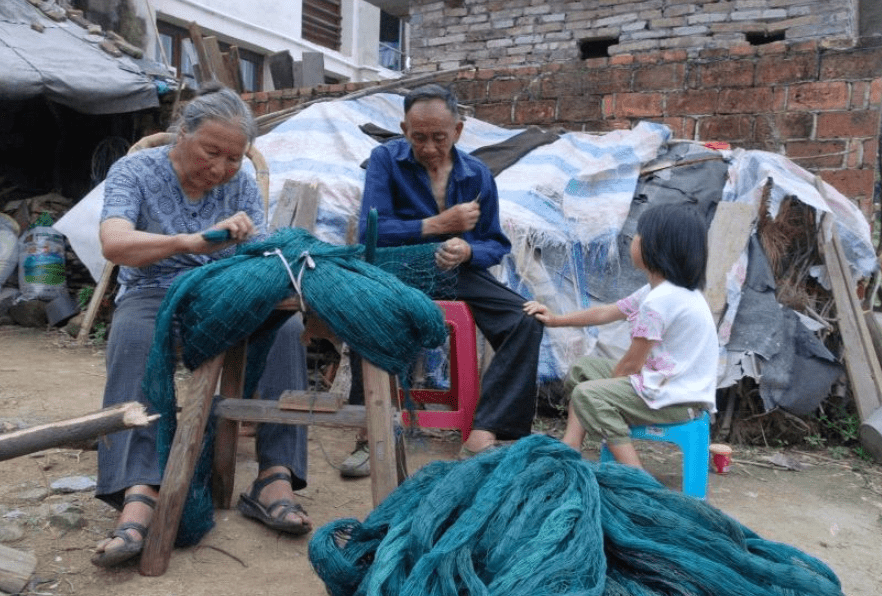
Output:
[{"xmin": 600, "ymin": 410, "xmax": 711, "ymax": 499}]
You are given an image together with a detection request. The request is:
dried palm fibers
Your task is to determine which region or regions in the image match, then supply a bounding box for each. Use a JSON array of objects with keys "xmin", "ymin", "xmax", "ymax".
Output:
[
  {"xmin": 308, "ymin": 434, "xmax": 843, "ymax": 596},
  {"xmin": 141, "ymin": 227, "xmax": 449, "ymax": 545}
]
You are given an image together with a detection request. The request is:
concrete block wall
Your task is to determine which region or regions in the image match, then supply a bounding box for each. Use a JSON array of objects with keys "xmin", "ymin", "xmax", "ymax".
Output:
[
  {"xmin": 245, "ymin": 38, "xmax": 882, "ymax": 216},
  {"xmin": 406, "ymin": 0, "xmax": 857, "ymax": 70}
]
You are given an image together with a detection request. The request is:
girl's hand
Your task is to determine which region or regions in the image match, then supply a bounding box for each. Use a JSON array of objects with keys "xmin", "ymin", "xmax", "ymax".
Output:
[{"xmin": 523, "ymin": 300, "xmax": 555, "ymax": 325}]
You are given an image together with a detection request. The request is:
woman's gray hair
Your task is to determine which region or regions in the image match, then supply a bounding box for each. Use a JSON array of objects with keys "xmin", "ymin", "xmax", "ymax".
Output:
[{"xmin": 170, "ymin": 82, "xmax": 258, "ymax": 145}]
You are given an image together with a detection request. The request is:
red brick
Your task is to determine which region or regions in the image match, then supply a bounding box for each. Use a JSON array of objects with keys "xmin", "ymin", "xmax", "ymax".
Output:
[
  {"xmin": 699, "ymin": 48, "xmax": 729, "ymax": 59},
  {"xmin": 788, "ymin": 82, "xmax": 849, "ymax": 111},
  {"xmin": 579, "ymin": 67, "xmax": 632, "ymax": 95},
  {"xmin": 602, "ymin": 95, "xmax": 615, "ymax": 118},
  {"xmin": 541, "ymin": 72, "xmax": 584, "ymax": 99},
  {"xmin": 635, "ymin": 53, "xmax": 661, "ymax": 65},
  {"xmin": 789, "ymin": 40, "xmax": 818, "ymax": 54},
  {"xmin": 514, "ymin": 100, "xmax": 557, "ymax": 124},
  {"xmin": 785, "ymin": 140, "xmax": 848, "ymax": 168},
  {"xmin": 698, "ymin": 60, "xmax": 754, "ymax": 88},
  {"xmin": 845, "ymin": 139, "xmax": 860, "ymax": 169},
  {"xmin": 609, "ymin": 54, "xmax": 634, "ymax": 66},
  {"xmin": 634, "ymin": 62, "xmax": 686, "ymax": 90},
  {"xmin": 756, "ymin": 41, "xmax": 787, "ymax": 56},
  {"xmin": 729, "ymin": 44, "xmax": 755, "ymax": 58},
  {"xmin": 756, "ymin": 54, "xmax": 817, "ymax": 85},
  {"xmin": 476, "ymin": 68, "xmax": 497, "ymax": 81},
  {"xmin": 558, "ymin": 97, "xmax": 603, "ymax": 122},
  {"xmin": 615, "ymin": 92, "xmax": 664, "ymax": 117},
  {"xmin": 851, "ymin": 81, "xmax": 870, "ymax": 109},
  {"xmin": 585, "ymin": 56, "xmax": 610, "ymax": 68},
  {"xmin": 666, "ymin": 90, "xmax": 719, "ymax": 116},
  {"xmin": 754, "ymin": 112, "xmax": 814, "ymax": 140},
  {"xmin": 488, "ymin": 79, "xmax": 528, "ymax": 101},
  {"xmin": 818, "ymin": 169, "xmax": 876, "ymax": 203},
  {"xmin": 863, "ymin": 138, "xmax": 878, "ymax": 168},
  {"xmin": 697, "ymin": 115, "xmax": 754, "ymax": 144},
  {"xmin": 817, "ymin": 111, "xmax": 879, "ymax": 138},
  {"xmin": 473, "ymin": 103, "xmax": 512, "ymax": 126},
  {"xmin": 820, "ymin": 47, "xmax": 882, "ymax": 81},
  {"xmin": 661, "ymin": 49, "xmax": 688, "ymax": 63},
  {"xmin": 655, "ymin": 117, "xmax": 694, "ymax": 139},
  {"xmin": 870, "ymin": 78, "xmax": 882, "ymax": 106},
  {"xmin": 718, "ymin": 88, "xmax": 776, "ymax": 114},
  {"xmin": 453, "ymin": 80, "xmax": 488, "ymax": 102}
]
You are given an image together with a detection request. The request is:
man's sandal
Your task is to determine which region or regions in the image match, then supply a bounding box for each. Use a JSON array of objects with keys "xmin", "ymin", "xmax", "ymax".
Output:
[
  {"xmin": 90, "ymin": 493, "xmax": 156, "ymax": 568},
  {"xmin": 237, "ymin": 472, "xmax": 312, "ymax": 536}
]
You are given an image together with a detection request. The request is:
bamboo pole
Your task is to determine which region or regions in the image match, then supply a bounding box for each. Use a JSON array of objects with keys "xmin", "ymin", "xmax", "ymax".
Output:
[{"xmin": 0, "ymin": 402, "xmax": 158, "ymax": 462}]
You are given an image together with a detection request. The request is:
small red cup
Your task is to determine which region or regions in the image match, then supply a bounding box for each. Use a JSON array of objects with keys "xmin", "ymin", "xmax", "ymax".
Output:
[{"xmin": 709, "ymin": 443, "xmax": 732, "ymax": 474}]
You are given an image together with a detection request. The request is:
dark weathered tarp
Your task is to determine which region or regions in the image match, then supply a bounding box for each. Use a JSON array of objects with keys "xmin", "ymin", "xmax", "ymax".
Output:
[{"xmin": 0, "ymin": 0, "xmax": 159, "ymax": 114}]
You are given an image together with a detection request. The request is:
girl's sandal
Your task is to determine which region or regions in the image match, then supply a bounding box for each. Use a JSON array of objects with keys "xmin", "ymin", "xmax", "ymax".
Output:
[{"xmin": 91, "ymin": 493, "xmax": 156, "ymax": 568}]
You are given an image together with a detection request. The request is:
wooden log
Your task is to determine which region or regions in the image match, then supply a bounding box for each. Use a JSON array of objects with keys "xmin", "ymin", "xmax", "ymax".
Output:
[
  {"xmin": 188, "ymin": 22, "xmax": 214, "ymax": 82},
  {"xmin": 0, "ymin": 402, "xmax": 158, "ymax": 462},
  {"xmin": 216, "ymin": 400, "xmax": 367, "ymax": 428},
  {"xmin": 817, "ymin": 210, "xmax": 882, "ymax": 421},
  {"xmin": 269, "ymin": 179, "xmax": 320, "ymax": 233},
  {"xmin": 362, "ymin": 360, "xmax": 398, "ymax": 507},
  {"xmin": 212, "ymin": 341, "xmax": 247, "ymax": 510},
  {"xmin": 203, "ymin": 36, "xmax": 237, "ymax": 90},
  {"xmin": 76, "ymin": 261, "xmax": 114, "ymax": 345},
  {"xmin": 0, "ymin": 543, "xmax": 36, "ymax": 594},
  {"xmin": 140, "ymin": 352, "xmax": 225, "ymax": 577},
  {"xmin": 705, "ymin": 201, "xmax": 756, "ymax": 326},
  {"xmin": 278, "ymin": 390, "xmax": 346, "ymax": 412},
  {"xmin": 224, "ymin": 46, "xmax": 245, "ymax": 93}
]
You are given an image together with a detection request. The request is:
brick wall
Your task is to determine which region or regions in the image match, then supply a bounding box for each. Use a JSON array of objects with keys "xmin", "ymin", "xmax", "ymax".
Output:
[
  {"xmin": 407, "ymin": 0, "xmax": 858, "ymax": 69},
  {"xmin": 245, "ymin": 38, "xmax": 882, "ymax": 215}
]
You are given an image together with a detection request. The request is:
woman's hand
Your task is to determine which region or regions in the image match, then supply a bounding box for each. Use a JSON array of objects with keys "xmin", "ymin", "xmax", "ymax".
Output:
[
  {"xmin": 210, "ymin": 211, "xmax": 256, "ymax": 242},
  {"xmin": 523, "ymin": 300, "xmax": 556, "ymax": 326}
]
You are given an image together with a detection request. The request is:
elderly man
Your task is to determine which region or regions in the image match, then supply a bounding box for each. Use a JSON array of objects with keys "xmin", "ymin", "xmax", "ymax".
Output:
[{"xmin": 341, "ymin": 84, "xmax": 544, "ymax": 476}]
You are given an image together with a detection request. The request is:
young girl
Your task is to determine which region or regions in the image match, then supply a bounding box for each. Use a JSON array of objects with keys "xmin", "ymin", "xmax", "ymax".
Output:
[{"xmin": 523, "ymin": 203, "xmax": 718, "ymax": 469}]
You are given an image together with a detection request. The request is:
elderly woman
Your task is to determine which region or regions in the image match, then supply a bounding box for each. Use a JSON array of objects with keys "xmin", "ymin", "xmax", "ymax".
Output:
[{"xmin": 92, "ymin": 83, "xmax": 311, "ymax": 568}]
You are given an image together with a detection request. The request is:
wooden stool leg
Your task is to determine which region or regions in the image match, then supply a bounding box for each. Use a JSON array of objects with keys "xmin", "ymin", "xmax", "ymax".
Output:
[
  {"xmin": 213, "ymin": 341, "xmax": 248, "ymax": 509},
  {"xmin": 139, "ymin": 352, "xmax": 225, "ymax": 577},
  {"xmin": 361, "ymin": 359, "xmax": 398, "ymax": 507}
]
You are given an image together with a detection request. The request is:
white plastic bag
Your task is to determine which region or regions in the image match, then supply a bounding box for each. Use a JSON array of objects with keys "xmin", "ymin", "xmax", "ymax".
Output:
[{"xmin": 0, "ymin": 214, "xmax": 19, "ymax": 287}]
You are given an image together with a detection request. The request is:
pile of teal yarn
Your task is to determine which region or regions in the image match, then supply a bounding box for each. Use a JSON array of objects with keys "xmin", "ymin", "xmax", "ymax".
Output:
[{"xmin": 308, "ymin": 434, "xmax": 843, "ymax": 596}]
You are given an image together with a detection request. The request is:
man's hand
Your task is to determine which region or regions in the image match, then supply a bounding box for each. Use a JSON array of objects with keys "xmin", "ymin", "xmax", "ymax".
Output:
[
  {"xmin": 423, "ymin": 202, "xmax": 480, "ymax": 236},
  {"xmin": 435, "ymin": 238, "xmax": 472, "ymax": 270}
]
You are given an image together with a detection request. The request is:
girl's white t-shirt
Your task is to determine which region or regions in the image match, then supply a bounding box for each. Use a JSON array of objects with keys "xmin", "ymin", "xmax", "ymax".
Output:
[{"xmin": 616, "ymin": 280, "xmax": 718, "ymax": 411}]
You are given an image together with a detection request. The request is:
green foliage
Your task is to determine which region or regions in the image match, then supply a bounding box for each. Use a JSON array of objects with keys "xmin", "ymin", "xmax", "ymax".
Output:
[
  {"xmin": 76, "ymin": 286, "xmax": 94, "ymax": 310},
  {"xmin": 91, "ymin": 321, "xmax": 108, "ymax": 343}
]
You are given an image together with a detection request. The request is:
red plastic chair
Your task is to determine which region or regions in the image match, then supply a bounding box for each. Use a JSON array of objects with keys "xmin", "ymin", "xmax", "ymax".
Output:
[{"xmin": 400, "ymin": 301, "xmax": 480, "ymax": 441}]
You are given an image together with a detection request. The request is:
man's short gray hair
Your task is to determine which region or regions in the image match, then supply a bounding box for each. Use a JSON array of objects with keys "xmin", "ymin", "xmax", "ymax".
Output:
[
  {"xmin": 403, "ymin": 84, "xmax": 459, "ymax": 118},
  {"xmin": 171, "ymin": 81, "xmax": 258, "ymax": 145}
]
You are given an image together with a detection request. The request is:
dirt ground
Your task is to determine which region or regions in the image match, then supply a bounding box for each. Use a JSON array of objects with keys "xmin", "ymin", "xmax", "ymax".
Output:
[{"xmin": 1, "ymin": 325, "xmax": 881, "ymax": 596}]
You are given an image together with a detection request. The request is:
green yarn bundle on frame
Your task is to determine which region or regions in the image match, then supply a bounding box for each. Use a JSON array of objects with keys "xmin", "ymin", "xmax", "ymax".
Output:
[{"xmin": 141, "ymin": 227, "xmax": 449, "ymax": 546}]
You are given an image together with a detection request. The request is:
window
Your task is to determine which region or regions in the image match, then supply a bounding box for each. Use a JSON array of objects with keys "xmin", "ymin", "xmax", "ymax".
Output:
[
  {"xmin": 302, "ymin": 0, "xmax": 342, "ymax": 51},
  {"xmin": 379, "ymin": 10, "xmax": 404, "ymax": 71},
  {"xmin": 156, "ymin": 21, "xmax": 263, "ymax": 92},
  {"xmin": 156, "ymin": 21, "xmax": 195, "ymax": 77}
]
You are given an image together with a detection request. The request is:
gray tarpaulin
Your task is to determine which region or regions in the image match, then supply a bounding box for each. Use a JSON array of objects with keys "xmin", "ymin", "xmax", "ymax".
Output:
[{"xmin": 0, "ymin": 0, "xmax": 159, "ymax": 114}]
